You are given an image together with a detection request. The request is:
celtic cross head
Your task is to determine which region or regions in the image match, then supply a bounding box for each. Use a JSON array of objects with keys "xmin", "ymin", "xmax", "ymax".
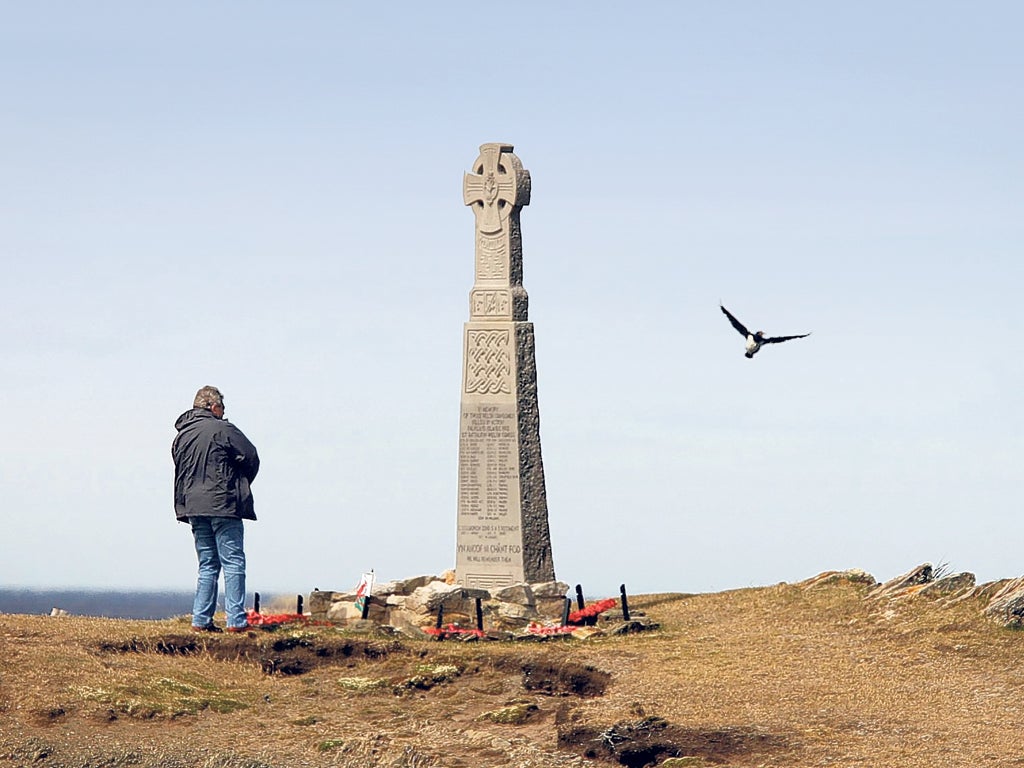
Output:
[{"xmin": 463, "ymin": 143, "xmax": 530, "ymax": 235}]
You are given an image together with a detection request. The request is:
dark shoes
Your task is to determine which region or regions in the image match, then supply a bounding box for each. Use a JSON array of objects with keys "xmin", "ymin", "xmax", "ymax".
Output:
[
  {"xmin": 190, "ymin": 623, "xmax": 223, "ymax": 633},
  {"xmin": 190, "ymin": 622, "xmax": 250, "ymax": 633}
]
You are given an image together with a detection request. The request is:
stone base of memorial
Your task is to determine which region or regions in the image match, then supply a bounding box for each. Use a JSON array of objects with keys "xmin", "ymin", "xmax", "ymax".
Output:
[{"xmin": 308, "ymin": 576, "xmax": 569, "ymax": 634}]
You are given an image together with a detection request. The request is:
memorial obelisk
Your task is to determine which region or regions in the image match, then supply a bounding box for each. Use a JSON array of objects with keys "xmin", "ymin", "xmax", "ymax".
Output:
[{"xmin": 455, "ymin": 143, "xmax": 555, "ymax": 589}]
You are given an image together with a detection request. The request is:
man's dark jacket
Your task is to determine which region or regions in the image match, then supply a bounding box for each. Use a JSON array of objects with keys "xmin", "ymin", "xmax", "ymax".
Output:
[{"xmin": 172, "ymin": 408, "xmax": 260, "ymax": 522}]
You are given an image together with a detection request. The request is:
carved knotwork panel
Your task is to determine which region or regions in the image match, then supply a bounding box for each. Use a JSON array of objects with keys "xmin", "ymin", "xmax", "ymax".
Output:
[{"xmin": 464, "ymin": 329, "xmax": 513, "ymax": 395}]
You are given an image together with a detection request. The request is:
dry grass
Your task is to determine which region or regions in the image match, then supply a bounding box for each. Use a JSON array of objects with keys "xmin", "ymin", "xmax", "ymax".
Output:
[{"xmin": 3, "ymin": 578, "xmax": 1024, "ymax": 767}]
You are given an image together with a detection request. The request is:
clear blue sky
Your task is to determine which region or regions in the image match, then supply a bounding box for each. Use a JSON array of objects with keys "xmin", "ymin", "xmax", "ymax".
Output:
[{"xmin": 1, "ymin": 3, "xmax": 1021, "ymax": 597}]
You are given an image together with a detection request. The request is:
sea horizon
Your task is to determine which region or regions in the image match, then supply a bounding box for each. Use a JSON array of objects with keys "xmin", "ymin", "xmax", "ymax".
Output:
[{"xmin": 0, "ymin": 587, "xmax": 301, "ymax": 620}]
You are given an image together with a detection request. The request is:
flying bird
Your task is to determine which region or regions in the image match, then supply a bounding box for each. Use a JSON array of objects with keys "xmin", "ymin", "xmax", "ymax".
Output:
[{"xmin": 720, "ymin": 304, "xmax": 811, "ymax": 359}]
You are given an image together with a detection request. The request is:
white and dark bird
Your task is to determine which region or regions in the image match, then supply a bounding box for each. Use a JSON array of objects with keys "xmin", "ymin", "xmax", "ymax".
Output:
[{"xmin": 720, "ymin": 304, "xmax": 811, "ymax": 359}]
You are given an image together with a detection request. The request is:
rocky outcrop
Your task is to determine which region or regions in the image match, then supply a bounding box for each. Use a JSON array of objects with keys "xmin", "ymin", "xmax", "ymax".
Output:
[
  {"xmin": 866, "ymin": 564, "xmax": 935, "ymax": 599},
  {"xmin": 919, "ymin": 572, "xmax": 976, "ymax": 598},
  {"xmin": 798, "ymin": 569, "xmax": 877, "ymax": 590},
  {"xmin": 861, "ymin": 563, "xmax": 977, "ymax": 603},
  {"xmin": 982, "ymin": 577, "xmax": 1024, "ymax": 627},
  {"xmin": 842, "ymin": 562, "xmax": 1024, "ymax": 628}
]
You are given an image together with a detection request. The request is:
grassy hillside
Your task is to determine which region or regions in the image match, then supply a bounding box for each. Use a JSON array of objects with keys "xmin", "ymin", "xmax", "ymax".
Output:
[{"xmin": 2, "ymin": 576, "xmax": 1022, "ymax": 767}]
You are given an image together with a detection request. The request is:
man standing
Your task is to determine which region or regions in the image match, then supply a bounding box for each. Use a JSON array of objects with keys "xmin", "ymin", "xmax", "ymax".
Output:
[{"xmin": 172, "ymin": 386, "xmax": 260, "ymax": 632}]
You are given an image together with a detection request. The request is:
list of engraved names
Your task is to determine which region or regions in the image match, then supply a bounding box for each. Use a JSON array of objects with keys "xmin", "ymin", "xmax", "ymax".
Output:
[{"xmin": 457, "ymin": 403, "xmax": 521, "ymax": 565}]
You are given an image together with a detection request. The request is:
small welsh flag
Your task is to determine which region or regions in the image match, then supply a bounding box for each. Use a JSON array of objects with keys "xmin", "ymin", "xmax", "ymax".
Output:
[{"xmin": 353, "ymin": 571, "xmax": 374, "ymax": 615}]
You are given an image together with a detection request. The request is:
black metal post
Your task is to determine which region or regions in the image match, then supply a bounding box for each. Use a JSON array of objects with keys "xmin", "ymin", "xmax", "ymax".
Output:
[
  {"xmin": 575, "ymin": 584, "xmax": 585, "ymax": 611},
  {"xmin": 360, "ymin": 596, "xmax": 370, "ymax": 620},
  {"xmin": 561, "ymin": 596, "xmax": 571, "ymax": 626},
  {"xmin": 296, "ymin": 595, "xmax": 303, "ymax": 615},
  {"xmin": 253, "ymin": 592, "xmax": 261, "ymax": 614},
  {"xmin": 435, "ymin": 604, "xmax": 444, "ymax": 629},
  {"xmin": 475, "ymin": 597, "xmax": 484, "ymax": 632},
  {"xmin": 620, "ymin": 584, "xmax": 631, "ymax": 622}
]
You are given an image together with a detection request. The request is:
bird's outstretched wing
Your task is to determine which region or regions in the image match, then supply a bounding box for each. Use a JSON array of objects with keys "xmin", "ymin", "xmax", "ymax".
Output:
[
  {"xmin": 720, "ymin": 304, "xmax": 750, "ymax": 337},
  {"xmin": 764, "ymin": 332, "xmax": 811, "ymax": 345}
]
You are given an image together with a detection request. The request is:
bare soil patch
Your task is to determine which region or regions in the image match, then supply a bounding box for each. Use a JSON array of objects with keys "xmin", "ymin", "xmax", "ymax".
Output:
[
  {"xmin": 559, "ymin": 717, "xmax": 786, "ymax": 766},
  {"xmin": 95, "ymin": 631, "xmax": 402, "ymax": 675}
]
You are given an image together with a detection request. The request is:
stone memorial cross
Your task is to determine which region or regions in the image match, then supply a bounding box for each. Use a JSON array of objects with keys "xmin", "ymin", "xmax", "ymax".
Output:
[{"xmin": 455, "ymin": 143, "xmax": 556, "ymax": 589}]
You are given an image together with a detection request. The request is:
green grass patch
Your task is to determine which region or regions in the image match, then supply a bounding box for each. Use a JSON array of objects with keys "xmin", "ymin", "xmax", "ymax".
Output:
[
  {"xmin": 337, "ymin": 676, "xmax": 390, "ymax": 693},
  {"xmin": 480, "ymin": 702, "xmax": 538, "ymax": 724},
  {"xmin": 399, "ymin": 663, "xmax": 463, "ymax": 691},
  {"xmin": 74, "ymin": 674, "xmax": 250, "ymax": 718}
]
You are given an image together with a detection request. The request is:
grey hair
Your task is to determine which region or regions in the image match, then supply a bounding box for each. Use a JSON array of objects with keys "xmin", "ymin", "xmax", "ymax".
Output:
[{"xmin": 193, "ymin": 385, "xmax": 225, "ymax": 411}]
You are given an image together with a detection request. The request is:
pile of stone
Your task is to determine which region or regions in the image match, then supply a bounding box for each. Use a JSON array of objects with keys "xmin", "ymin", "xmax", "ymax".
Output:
[{"xmin": 308, "ymin": 575, "xmax": 573, "ymax": 636}]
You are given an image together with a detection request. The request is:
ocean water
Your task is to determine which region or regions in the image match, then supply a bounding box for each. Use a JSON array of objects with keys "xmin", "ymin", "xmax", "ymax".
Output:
[{"xmin": 0, "ymin": 589, "xmax": 277, "ymax": 620}]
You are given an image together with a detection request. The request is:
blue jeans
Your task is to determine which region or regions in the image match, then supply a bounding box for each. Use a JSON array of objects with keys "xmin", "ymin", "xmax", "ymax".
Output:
[{"xmin": 190, "ymin": 516, "xmax": 247, "ymax": 629}]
